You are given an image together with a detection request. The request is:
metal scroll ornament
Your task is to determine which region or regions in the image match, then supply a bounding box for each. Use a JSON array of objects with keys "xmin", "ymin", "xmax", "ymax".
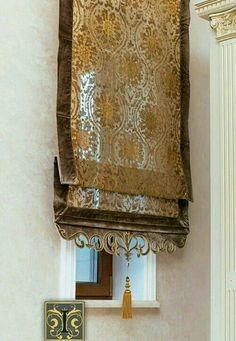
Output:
[
  {"xmin": 46, "ymin": 303, "xmax": 84, "ymax": 340},
  {"xmin": 57, "ymin": 225, "xmax": 186, "ymax": 261}
]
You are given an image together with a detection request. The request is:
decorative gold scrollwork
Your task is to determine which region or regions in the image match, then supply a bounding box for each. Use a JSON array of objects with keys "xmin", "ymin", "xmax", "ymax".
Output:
[
  {"xmin": 74, "ymin": 230, "xmax": 183, "ymax": 261},
  {"xmin": 46, "ymin": 304, "xmax": 83, "ymax": 340},
  {"xmin": 47, "ymin": 306, "xmax": 63, "ymax": 339}
]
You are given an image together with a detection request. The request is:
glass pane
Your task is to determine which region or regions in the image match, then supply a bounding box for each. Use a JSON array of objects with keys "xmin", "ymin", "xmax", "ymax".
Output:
[
  {"xmin": 113, "ymin": 237, "xmax": 147, "ymax": 300},
  {"xmin": 112, "ymin": 254, "xmax": 146, "ymax": 300},
  {"xmin": 76, "ymin": 247, "xmax": 99, "ymax": 283}
]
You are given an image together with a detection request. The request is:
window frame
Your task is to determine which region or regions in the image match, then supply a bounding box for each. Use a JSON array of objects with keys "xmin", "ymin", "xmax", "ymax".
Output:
[
  {"xmin": 75, "ymin": 250, "xmax": 113, "ymax": 300},
  {"xmin": 59, "ymin": 239, "xmax": 159, "ymax": 308}
]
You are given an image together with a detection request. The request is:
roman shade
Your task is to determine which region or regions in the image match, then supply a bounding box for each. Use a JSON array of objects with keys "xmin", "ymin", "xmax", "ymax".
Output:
[{"xmin": 54, "ymin": 0, "xmax": 192, "ymax": 261}]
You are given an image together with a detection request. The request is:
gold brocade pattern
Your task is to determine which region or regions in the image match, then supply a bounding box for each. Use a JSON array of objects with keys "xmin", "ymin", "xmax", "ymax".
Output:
[
  {"xmin": 71, "ymin": 0, "xmax": 189, "ymax": 200},
  {"xmin": 67, "ymin": 186, "xmax": 179, "ymax": 217}
]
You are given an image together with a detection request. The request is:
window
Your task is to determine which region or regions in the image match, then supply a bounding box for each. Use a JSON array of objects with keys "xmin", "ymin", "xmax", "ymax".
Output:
[{"xmin": 60, "ymin": 239, "xmax": 159, "ymax": 308}]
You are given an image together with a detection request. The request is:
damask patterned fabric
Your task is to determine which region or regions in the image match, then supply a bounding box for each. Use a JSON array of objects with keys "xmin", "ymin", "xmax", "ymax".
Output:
[
  {"xmin": 67, "ymin": 186, "xmax": 179, "ymax": 218},
  {"xmin": 71, "ymin": 0, "xmax": 190, "ymax": 200},
  {"xmin": 54, "ymin": 0, "xmax": 191, "ymax": 249}
]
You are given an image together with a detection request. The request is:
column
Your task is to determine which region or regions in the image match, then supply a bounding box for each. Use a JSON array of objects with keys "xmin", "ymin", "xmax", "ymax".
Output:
[{"xmin": 196, "ymin": 1, "xmax": 236, "ymax": 341}]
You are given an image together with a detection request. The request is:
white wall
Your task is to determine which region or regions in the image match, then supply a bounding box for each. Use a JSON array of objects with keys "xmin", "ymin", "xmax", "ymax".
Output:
[{"xmin": 0, "ymin": 1, "xmax": 210, "ymax": 340}]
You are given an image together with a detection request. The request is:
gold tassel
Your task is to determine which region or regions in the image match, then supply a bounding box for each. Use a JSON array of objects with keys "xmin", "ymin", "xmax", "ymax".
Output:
[{"xmin": 122, "ymin": 276, "xmax": 132, "ymax": 319}]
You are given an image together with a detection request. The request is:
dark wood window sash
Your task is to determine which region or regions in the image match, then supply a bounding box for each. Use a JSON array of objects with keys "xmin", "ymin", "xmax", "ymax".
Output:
[{"xmin": 76, "ymin": 251, "xmax": 113, "ymax": 300}]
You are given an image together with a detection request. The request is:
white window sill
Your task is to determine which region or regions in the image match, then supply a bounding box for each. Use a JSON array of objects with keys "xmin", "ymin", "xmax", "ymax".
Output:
[{"xmin": 84, "ymin": 300, "xmax": 160, "ymax": 309}]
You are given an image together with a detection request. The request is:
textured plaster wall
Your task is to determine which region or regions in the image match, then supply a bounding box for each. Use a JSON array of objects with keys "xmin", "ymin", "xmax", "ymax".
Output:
[{"xmin": 0, "ymin": 1, "xmax": 210, "ymax": 340}]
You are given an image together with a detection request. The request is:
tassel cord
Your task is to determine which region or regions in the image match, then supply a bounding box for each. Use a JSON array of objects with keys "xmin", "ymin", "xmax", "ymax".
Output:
[{"xmin": 122, "ymin": 261, "xmax": 132, "ymax": 319}]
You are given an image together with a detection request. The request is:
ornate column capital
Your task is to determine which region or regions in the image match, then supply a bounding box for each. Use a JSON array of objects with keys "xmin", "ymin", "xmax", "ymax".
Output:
[
  {"xmin": 195, "ymin": 0, "xmax": 236, "ymax": 19},
  {"xmin": 195, "ymin": 1, "xmax": 236, "ymax": 41},
  {"xmin": 210, "ymin": 7, "xmax": 236, "ymax": 41}
]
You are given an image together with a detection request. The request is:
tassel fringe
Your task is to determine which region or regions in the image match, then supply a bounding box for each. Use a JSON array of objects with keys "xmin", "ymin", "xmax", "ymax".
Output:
[{"xmin": 122, "ymin": 276, "xmax": 132, "ymax": 319}]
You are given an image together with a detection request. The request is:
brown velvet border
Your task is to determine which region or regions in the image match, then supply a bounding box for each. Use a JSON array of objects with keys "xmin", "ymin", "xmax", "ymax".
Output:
[
  {"xmin": 180, "ymin": 0, "xmax": 193, "ymax": 201},
  {"xmin": 56, "ymin": 0, "xmax": 76, "ymax": 184}
]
